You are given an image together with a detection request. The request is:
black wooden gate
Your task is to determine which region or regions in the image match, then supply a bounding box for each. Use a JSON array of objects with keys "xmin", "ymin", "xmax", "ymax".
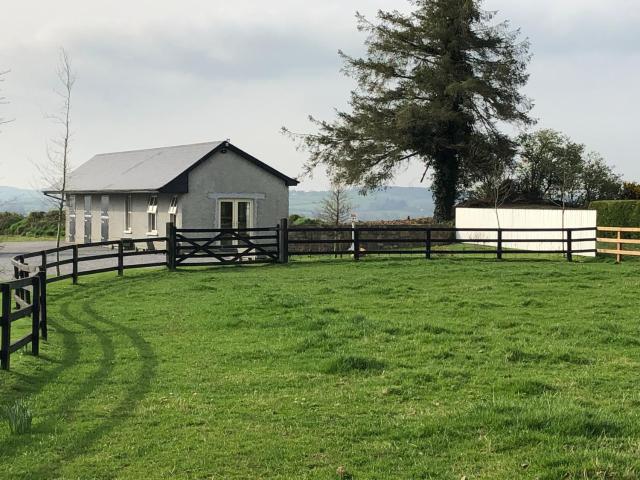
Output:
[{"xmin": 169, "ymin": 225, "xmax": 281, "ymax": 267}]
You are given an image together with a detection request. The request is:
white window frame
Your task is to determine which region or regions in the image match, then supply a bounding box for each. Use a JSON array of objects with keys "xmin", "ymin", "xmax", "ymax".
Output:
[
  {"xmin": 124, "ymin": 194, "xmax": 132, "ymax": 234},
  {"xmin": 147, "ymin": 195, "xmax": 158, "ymax": 235},
  {"xmin": 217, "ymin": 199, "xmax": 254, "ymax": 229},
  {"xmin": 168, "ymin": 196, "xmax": 178, "ymax": 216}
]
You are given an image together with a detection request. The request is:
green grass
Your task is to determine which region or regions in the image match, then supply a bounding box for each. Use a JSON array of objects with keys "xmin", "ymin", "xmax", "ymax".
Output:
[
  {"xmin": 1, "ymin": 257, "xmax": 640, "ymax": 479},
  {"xmin": 0, "ymin": 235, "xmax": 57, "ymax": 242}
]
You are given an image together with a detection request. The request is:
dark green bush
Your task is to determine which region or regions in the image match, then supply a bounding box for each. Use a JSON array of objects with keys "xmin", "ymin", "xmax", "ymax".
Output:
[
  {"xmin": 5, "ymin": 210, "xmax": 63, "ymax": 237},
  {"xmin": 590, "ymin": 200, "xmax": 640, "ymax": 227},
  {"xmin": 0, "ymin": 212, "xmax": 24, "ymax": 235}
]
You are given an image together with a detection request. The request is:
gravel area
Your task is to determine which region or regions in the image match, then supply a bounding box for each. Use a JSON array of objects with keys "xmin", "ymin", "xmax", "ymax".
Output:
[{"xmin": 0, "ymin": 240, "xmax": 166, "ymax": 281}]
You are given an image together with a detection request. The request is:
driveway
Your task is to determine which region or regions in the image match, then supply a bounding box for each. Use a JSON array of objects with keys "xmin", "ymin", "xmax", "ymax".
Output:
[{"xmin": 0, "ymin": 240, "xmax": 166, "ymax": 281}]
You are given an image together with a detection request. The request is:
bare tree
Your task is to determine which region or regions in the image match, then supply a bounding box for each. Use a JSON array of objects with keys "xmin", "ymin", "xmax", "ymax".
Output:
[
  {"xmin": 316, "ymin": 183, "xmax": 354, "ymax": 258},
  {"xmin": 0, "ymin": 69, "xmax": 12, "ymax": 131},
  {"xmin": 316, "ymin": 183, "xmax": 353, "ymax": 226},
  {"xmin": 40, "ymin": 49, "xmax": 76, "ymax": 275}
]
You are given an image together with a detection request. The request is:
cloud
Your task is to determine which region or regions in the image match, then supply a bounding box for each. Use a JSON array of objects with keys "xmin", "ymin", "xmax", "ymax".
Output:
[{"xmin": 1, "ymin": 0, "xmax": 639, "ymax": 192}]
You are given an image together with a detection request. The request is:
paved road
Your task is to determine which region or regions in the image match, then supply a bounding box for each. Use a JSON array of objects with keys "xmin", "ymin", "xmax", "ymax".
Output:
[{"xmin": 0, "ymin": 240, "xmax": 166, "ymax": 281}]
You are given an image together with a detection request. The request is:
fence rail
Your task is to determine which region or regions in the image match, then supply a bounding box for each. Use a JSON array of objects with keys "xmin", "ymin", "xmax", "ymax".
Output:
[
  {"xmin": 1, "ymin": 273, "xmax": 45, "ymax": 370},
  {"xmin": 1, "ymin": 220, "xmax": 622, "ymax": 371},
  {"xmin": 597, "ymin": 226, "xmax": 640, "ymax": 263}
]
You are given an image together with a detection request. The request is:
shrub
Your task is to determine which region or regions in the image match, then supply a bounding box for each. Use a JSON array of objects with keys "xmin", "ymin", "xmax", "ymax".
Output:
[
  {"xmin": 621, "ymin": 182, "xmax": 640, "ymax": 200},
  {"xmin": 6, "ymin": 210, "xmax": 63, "ymax": 237},
  {"xmin": 589, "ymin": 200, "xmax": 640, "ymax": 227},
  {"xmin": 2, "ymin": 399, "xmax": 33, "ymax": 435},
  {"xmin": 0, "ymin": 212, "xmax": 24, "ymax": 235}
]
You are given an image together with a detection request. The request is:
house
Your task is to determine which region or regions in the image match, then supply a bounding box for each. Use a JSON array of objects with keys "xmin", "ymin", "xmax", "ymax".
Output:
[{"xmin": 44, "ymin": 141, "xmax": 298, "ymax": 243}]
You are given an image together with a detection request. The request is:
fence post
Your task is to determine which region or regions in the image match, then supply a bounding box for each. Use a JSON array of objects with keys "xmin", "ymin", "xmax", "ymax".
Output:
[
  {"xmin": 353, "ymin": 226, "xmax": 360, "ymax": 261},
  {"xmin": 1, "ymin": 283, "xmax": 10, "ymax": 370},
  {"xmin": 118, "ymin": 240, "xmax": 124, "ymax": 276},
  {"xmin": 38, "ymin": 268, "xmax": 48, "ymax": 341},
  {"xmin": 31, "ymin": 276, "xmax": 40, "ymax": 357},
  {"xmin": 497, "ymin": 229, "xmax": 503, "ymax": 260},
  {"xmin": 18, "ymin": 255, "xmax": 26, "ymax": 305},
  {"xmin": 616, "ymin": 229, "xmax": 622, "ymax": 264},
  {"xmin": 566, "ymin": 229, "xmax": 573, "ymax": 262},
  {"xmin": 166, "ymin": 222, "xmax": 176, "ymax": 270},
  {"xmin": 426, "ymin": 229, "xmax": 432, "ymax": 260},
  {"xmin": 72, "ymin": 245, "xmax": 79, "ymax": 284},
  {"xmin": 278, "ymin": 218, "xmax": 289, "ymax": 264},
  {"xmin": 41, "ymin": 250, "xmax": 47, "ymax": 276}
]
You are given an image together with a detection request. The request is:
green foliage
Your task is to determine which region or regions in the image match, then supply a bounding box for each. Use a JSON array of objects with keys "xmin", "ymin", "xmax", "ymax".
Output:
[
  {"xmin": 621, "ymin": 181, "xmax": 640, "ymax": 200},
  {"xmin": 285, "ymin": 0, "xmax": 532, "ymax": 221},
  {"xmin": 3, "ymin": 210, "xmax": 62, "ymax": 237},
  {"xmin": 2, "ymin": 260, "xmax": 640, "ymax": 477},
  {"xmin": 590, "ymin": 200, "xmax": 640, "ymax": 227},
  {"xmin": 469, "ymin": 130, "xmax": 623, "ymax": 207},
  {"xmin": 288, "ymin": 214, "xmax": 320, "ymax": 226},
  {"xmin": 2, "ymin": 399, "xmax": 33, "ymax": 435},
  {"xmin": 516, "ymin": 129, "xmax": 585, "ymax": 205},
  {"xmin": 0, "ymin": 212, "xmax": 23, "ymax": 234},
  {"xmin": 581, "ymin": 153, "xmax": 623, "ymax": 203}
]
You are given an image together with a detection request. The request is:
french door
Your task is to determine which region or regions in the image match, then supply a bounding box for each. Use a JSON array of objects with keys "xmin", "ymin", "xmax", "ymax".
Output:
[{"xmin": 218, "ymin": 200, "xmax": 253, "ymax": 246}]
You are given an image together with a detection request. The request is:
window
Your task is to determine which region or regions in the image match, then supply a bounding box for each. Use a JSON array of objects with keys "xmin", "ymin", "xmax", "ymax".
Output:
[
  {"xmin": 84, "ymin": 195, "xmax": 92, "ymax": 216},
  {"xmin": 100, "ymin": 195, "xmax": 109, "ymax": 217},
  {"xmin": 147, "ymin": 195, "xmax": 158, "ymax": 234},
  {"xmin": 68, "ymin": 195, "xmax": 76, "ymax": 242},
  {"xmin": 124, "ymin": 194, "xmax": 132, "ymax": 232},
  {"xmin": 168, "ymin": 196, "xmax": 178, "ymax": 225}
]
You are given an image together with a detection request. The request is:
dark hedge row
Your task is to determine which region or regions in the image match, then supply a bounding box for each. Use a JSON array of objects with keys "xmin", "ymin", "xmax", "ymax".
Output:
[
  {"xmin": 0, "ymin": 210, "xmax": 63, "ymax": 237},
  {"xmin": 590, "ymin": 200, "xmax": 640, "ymax": 228}
]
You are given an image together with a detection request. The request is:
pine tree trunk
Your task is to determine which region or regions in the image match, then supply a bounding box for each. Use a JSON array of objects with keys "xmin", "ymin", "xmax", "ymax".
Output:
[{"xmin": 432, "ymin": 150, "xmax": 459, "ymax": 222}]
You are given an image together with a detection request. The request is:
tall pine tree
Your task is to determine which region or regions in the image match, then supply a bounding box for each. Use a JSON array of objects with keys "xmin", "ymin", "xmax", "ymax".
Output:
[{"xmin": 284, "ymin": 0, "xmax": 532, "ymax": 221}]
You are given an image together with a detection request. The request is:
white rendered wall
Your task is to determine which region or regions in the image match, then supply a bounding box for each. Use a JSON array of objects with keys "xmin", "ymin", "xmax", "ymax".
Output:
[{"xmin": 455, "ymin": 208, "xmax": 597, "ymax": 257}]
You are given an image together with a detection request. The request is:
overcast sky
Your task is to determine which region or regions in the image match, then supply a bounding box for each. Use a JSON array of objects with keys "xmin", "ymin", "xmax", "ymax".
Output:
[{"xmin": 1, "ymin": 0, "xmax": 639, "ymax": 191}]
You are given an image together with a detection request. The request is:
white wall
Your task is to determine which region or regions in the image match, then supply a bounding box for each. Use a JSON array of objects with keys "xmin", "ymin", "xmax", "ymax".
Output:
[{"xmin": 455, "ymin": 208, "xmax": 597, "ymax": 257}]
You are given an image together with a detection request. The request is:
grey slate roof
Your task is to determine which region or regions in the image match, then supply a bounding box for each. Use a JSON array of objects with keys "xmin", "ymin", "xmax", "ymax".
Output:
[{"xmin": 47, "ymin": 141, "xmax": 298, "ymax": 193}]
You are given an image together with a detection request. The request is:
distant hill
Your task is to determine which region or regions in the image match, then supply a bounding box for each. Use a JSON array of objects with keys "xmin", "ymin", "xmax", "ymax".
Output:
[
  {"xmin": 0, "ymin": 186, "xmax": 52, "ymax": 214},
  {"xmin": 290, "ymin": 186, "xmax": 434, "ymax": 221},
  {"xmin": 1, "ymin": 185, "xmax": 435, "ymax": 221}
]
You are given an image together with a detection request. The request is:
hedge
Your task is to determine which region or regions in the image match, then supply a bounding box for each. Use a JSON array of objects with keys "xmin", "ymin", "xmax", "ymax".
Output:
[
  {"xmin": 0, "ymin": 210, "xmax": 63, "ymax": 237},
  {"xmin": 590, "ymin": 200, "xmax": 640, "ymax": 227}
]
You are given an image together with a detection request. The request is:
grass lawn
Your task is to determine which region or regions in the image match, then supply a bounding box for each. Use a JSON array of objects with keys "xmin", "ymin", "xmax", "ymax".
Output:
[
  {"xmin": 1, "ymin": 257, "xmax": 639, "ymax": 479},
  {"xmin": 0, "ymin": 235, "xmax": 57, "ymax": 242}
]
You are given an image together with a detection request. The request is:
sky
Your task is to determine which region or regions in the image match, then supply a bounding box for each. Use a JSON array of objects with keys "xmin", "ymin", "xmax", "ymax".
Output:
[{"xmin": 0, "ymin": 0, "xmax": 639, "ymax": 191}]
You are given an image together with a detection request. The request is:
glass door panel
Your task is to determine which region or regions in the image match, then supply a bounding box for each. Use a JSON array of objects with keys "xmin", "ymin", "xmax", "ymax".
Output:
[
  {"xmin": 237, "ymin": 202, "xmax": 250, "ymax": 230},
  {"xmin": 218, "ymin": 200, "xmax": 253, "ymax": 247},
  {"xmin": 220, "ymin": 201, "xmax": 234, "ymax": 246}
]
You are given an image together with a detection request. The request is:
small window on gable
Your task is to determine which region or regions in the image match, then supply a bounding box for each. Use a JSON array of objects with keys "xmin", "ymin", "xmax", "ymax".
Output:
[
  {"xmin": 147, "ymin": 195, "xmax": 158, "ymax": 214},
  {"xmin": 168, "ymin": 196, "xmax": 178, "ymax": 215}
]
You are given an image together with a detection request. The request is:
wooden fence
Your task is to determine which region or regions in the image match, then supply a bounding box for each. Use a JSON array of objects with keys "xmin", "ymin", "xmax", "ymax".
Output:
[
  {"xmin": 1, "ymin": 271, "xmax": 46, "ymax": 370},
  {"xmin": 285, "ymin": 224, "xmax": 597, "ymax": 261},
  {"xmin": 597, "ymin": 226, "xmax": 640, "ymax": 263},
  {"xmin": 0, "ymin": 220, "xmax": 608, "ymax": 370}
]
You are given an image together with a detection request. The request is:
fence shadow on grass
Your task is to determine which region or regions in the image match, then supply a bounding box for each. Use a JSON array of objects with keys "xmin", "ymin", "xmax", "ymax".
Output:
[{"xmin": 0, "ymin": 283, "xmax": 158, "ymax": 478}]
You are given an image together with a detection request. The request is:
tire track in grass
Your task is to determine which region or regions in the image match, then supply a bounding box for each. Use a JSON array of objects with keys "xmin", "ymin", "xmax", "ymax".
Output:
[
  {"xmin": 0, "ymin": 300, "xmax": 81, "ymax": 406},
  {"xmin": 25, "ymin": 296, "xmax": 158, "ymax": 479},
  {"xmin": 0, "ymin": 295, "xmax": 108, "ymax": 468}
]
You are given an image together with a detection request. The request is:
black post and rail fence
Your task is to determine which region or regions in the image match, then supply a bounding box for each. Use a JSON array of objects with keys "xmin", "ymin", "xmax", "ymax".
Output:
[{"xmin": 1, "ymin": 221, "xmax": 600, "ymax": 370}]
